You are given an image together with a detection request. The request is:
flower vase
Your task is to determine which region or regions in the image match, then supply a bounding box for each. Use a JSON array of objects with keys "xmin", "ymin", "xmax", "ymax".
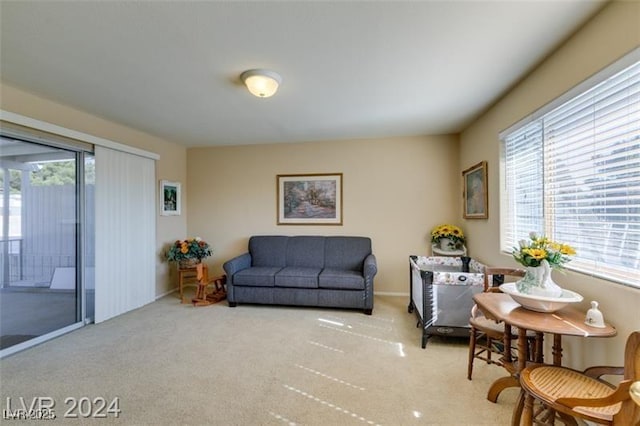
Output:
[
  {"xmin": 179, "ymin": 258, "xmax": 200, "ymax": 269},
  {"xmin": 439, "ymin": 238, "xmax": 453, "ymax": 251},
  {"xmin": 515, "ymin": 259, "xmax": 563, "ymax": 297}
]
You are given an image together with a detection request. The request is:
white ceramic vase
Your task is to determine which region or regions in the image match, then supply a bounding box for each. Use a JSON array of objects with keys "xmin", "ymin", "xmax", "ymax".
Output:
[
  {"xmin": 515, "ymin": 259, "xmax": 563, "ymax": 298},
  {"xmin": 439, "ymin": 238, "xmax": 453, "ymax": 250}
]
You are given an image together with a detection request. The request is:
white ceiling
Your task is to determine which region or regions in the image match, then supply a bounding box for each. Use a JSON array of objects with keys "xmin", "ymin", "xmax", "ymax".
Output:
[{"xmin": 0, "ymin": 1, "xmax": 607, "ymax": 147}]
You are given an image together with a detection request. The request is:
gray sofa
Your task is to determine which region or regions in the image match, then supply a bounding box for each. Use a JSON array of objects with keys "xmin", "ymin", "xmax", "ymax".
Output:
[{"xmin": 223, "ymin": 236, "xmax": 377, "ymax": 314}]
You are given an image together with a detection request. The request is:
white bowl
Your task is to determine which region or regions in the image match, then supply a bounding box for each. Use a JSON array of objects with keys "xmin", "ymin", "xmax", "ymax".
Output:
[
  {"xmin": 499, "ymin": 282, "xmax": 583, "ymax": 313},
  {"xmin": 630, "ymin": 381, "xmax": 640, "ymax": 406}
]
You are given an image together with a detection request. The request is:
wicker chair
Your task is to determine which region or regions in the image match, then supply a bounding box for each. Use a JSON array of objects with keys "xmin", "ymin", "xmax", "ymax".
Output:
[
  {"xmin": 467, "ymin": 267, "xmax": 539, "ymax": 380},
  {"xmin": 519, "ymin": 331, "xmax": 640, "ymax": 425}
]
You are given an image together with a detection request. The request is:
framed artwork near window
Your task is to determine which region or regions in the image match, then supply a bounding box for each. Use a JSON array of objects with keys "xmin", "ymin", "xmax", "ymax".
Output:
[
  {"xmin": 160, "ymin": 180, "xmax": 181, "ymax": 216},
  {"xmin": 277, "ymin": 173, "xmax": 343, "ymax": 225},
  {"xmin": 462, "ymin": 161, "xmax": 488, "ymax": 219}
]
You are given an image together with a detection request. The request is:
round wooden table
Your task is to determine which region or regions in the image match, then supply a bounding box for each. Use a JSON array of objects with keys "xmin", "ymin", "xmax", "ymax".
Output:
[{"xmin": 472, "ymin": 292, "xmax": 617, "ymax": 426}]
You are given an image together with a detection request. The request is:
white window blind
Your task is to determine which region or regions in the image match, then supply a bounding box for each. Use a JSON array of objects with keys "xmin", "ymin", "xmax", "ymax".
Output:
[
  {"xmin": 502, "ymin": 57, "xmax": 640, "ymax": 288},
  {"xmin": 503, "ymin": 120, "xmax": 544, "ymax": 246}
]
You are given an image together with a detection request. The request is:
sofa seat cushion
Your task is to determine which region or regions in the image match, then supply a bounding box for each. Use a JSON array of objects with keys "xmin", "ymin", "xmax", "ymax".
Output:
[
  {"xmin": 234, "ymin": 267, "xmax": 282, "ymax": 287},
  {"xmin": 319, "ymin": 269, "xmax": 365, "ymax": 290},
  {"xmin": 275, "ymin": 267, "xmax": 321, "ymax": 288}
]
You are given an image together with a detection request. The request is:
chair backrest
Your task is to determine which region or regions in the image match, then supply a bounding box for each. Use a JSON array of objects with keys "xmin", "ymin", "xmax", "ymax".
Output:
[
  {"xmin": 619, "ymin": 331, "xmax": 640, "ymax": 424},
  {"xmin": 625, "ymin": 331, "xmax": 640, "ymax": 381},
  {"xmin": 483, "ymin": 267, "xmax": 525, "ymax": 292}
]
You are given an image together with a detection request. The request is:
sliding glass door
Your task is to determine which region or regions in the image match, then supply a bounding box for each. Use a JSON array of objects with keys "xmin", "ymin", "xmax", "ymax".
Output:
[{"xmin": 0, "ymin": 136, "xmax": 93, "ymax": 354}]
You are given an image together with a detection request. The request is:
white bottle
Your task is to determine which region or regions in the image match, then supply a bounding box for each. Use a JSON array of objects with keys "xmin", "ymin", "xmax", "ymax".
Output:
[{"xmin": 585, "ymin": 301, "xmax": 605, "ymax": 328}]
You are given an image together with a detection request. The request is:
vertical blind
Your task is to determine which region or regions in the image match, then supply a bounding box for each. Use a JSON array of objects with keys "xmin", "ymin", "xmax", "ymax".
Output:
[
  {"xmin": 95, "ymin": 146, "xmax": 156, "ymax": 322},
  {"xmin": 502, "ymin": 58, "xmax": 640, "ymax": 288}
]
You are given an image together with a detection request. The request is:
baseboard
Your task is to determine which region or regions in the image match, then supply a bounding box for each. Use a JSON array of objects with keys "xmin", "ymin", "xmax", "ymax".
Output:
[
  {"xmin": 374, "ymin": 291, "xmax": 409, "ymax": 297},
  {"xmin": 155, "ymin": 287, "xmax": 178, "ymax": 300},
  {"xmin": 155, "ymin": 288, "xmax": 408, "ymax": 299}
]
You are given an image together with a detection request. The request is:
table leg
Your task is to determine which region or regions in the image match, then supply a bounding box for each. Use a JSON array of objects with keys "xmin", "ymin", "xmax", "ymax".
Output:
[
  {"xmin": 535, "ymin": 332, "xmax": 544, "ymax": 363},
  {"xmin": 486, "ymin": 323, "xmax": 526, "ymax": 403},
  {"xmin": 518, "ymin": 327, "xmax": 528, "ymax": 373},
  {"xmin": 503, "ymin": 323, "xmax": 512, "ymax": 364},
  {"xmin": 497, "ymin": 327, "xmax": 528, "ymax": 423},
  {"xmin": 178, "ymin": 269, "xmax": 199, "ymax": 304},
  {"xmin": 179, "ymin": 272, "xmax": 185, "ymax": 303},
  {"xmin": 553, "ymin": 334, "xmax": 562, "ymax": 366}
]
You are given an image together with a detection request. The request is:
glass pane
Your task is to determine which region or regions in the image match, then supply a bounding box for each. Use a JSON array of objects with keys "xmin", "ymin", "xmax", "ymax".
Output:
[
  {"xmin": 85, "ymin": 153, "xmax": 95, "ymax": 320},
  {"xmin": 0, "ymin": 138, "xmax": 81, "ymax": 349},
  {"xmin": 502, "ymin": 120, "xmax": 544, "ymax": 250},
  {"xmin": 544, "ymin": 61, "xmax": 640, "ymax": 285}
]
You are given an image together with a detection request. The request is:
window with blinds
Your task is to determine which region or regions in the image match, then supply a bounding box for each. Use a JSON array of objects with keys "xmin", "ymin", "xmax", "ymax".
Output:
[{"xmin": 501, "ymin": 55, "xmax": 640, "ymax": 288}]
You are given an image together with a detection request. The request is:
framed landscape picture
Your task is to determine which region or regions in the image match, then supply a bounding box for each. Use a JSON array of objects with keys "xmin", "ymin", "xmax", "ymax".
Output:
[
  {"xmin": 160, "ymin": 180, "xmax": 181, "ymax": 216},
  {"xmin": 277, "ymin": 173, "xmax": 343, "ymax": 225},
  {"xmin": 462, "ymin": 161, "xmax": 488, "ymax": 219}
]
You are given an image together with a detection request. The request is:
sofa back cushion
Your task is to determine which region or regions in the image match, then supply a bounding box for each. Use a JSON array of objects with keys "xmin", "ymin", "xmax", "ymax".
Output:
[
  {"xmin": 249, "ymin": 236, "xmax": 288, "ymax": 267},
  {"xmin": 286, "ymin": 236, "xmax": 325, "ymax": 268},
  {"xmin": 324, "ymin": 237, "xmax": 371, "ymax": 271}
]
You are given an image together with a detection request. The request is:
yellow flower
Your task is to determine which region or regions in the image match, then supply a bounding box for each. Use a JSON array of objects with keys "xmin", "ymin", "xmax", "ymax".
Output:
[
  {"xmin": 523, "ymin": 248, "xmax": 547, "ymax": 260},
  {"xmin": 548, "ymin": 242, "xmax": 576, "ymax": 255},
  {"xmin": 512, "ymin": 233, "xmax": 575, "ymax": 268},
  {"xmin": 534, "ymin": 236, "xmax": 549, "ymax": 245},
  {"xmin": 559, "ymin": 244, "xmax": 576, "ymax": 255},
  {"xmin": 430, "ymin": 224, "xmax": 465, "ymax": 244}
]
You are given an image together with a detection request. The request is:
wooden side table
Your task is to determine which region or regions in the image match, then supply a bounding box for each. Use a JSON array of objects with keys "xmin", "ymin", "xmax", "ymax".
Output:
[{"xmin": 178, "ymin": 267, "xmax": 199, "ymax": 303}]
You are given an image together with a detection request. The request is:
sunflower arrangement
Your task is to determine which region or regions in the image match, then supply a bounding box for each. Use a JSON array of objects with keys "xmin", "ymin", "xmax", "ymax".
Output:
[
  {"xmin": 166, "ymin": 237, "xmax": 212, "ymax": 262},
  {"xmin": 430, "ymin": 224, "xmax": 466, "ymax": 248},
  {"xmin": 512, "ymin": 232, "xmax": 576, "ymax": 268}
]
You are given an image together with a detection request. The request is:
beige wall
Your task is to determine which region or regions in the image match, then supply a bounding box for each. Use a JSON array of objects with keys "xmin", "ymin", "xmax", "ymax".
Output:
[
  {"xmin": 187, "ymin": 135, "xmax": 459, "ymax": 294},
  {"xmin": 460, "ymin": 0, "xmax": 640, "ymax": 368},
  {"xmin": 0, "ymin": 83, "xmax": 188, "ymax": 296},
  {"xmin": 2, "ymin": 0, "xmax": 637, "ymax": 368}
]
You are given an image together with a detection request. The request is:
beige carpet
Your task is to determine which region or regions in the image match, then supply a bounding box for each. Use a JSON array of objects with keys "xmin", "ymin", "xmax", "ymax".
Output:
[{"xmin": 0, "ymin": 295, "xmax": 517, "ymax": 425}]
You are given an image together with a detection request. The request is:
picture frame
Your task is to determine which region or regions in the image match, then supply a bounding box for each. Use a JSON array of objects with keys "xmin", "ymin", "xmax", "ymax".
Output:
[
  {"xmin": 277, "ymin": 173, "xmax": 343, "ymax": 225},
  {"xmin": 462, "ymin": 161, "xmax": 488, "ymax": 219},
  {"xmin": 160, "ymin": 180, "xmax": 181, "ymax": 216}
]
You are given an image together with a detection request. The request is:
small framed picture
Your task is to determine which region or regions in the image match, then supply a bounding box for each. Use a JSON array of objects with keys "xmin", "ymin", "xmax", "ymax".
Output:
[
  {"xmin": 160, "ymin": 180, "xmax": 181, "ymax": 216},
  {"xmin": 462, "ymin": 161, "xmax": 488, "ymax": 219},
  {"xmin": 277, "ymin": 173, "xmax": 343, "ymax": 225}
]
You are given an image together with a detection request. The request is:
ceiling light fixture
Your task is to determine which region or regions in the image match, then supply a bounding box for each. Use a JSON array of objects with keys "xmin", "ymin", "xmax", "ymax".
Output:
[{"xmin": 240, "ymin": 69, "xmax": 282, "ymax": 98}]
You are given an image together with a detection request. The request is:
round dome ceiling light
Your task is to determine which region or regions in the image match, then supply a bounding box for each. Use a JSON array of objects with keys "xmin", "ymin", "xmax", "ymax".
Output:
[{"xmin": 240, "ymin": 69, "xmax": 282, "ymax": 98}]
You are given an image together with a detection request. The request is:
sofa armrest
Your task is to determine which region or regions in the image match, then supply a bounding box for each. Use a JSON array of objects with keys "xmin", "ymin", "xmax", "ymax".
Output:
[
  {"xmin": 362, "ymin": 254, "xmax": 377, "ymax": 313},
  {"xmin": 364, "ymin": 254, "xmax": 377, "ymax": 280},
  {"xmin": 223, "ymin": 252, "xmax": 252, "ymax": 279}
]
